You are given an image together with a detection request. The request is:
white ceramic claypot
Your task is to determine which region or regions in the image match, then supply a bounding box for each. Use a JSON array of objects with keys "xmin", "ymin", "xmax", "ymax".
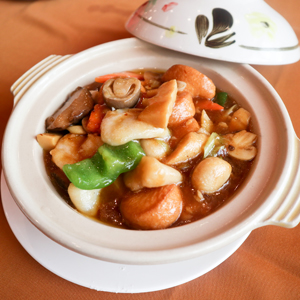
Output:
[
  {"xmin": 2, "ymin": 38, "xmax": 300, "ymax": 265},
  {"xmin": 126, "ymin": 0, "xmax": 300, "ymax": 64}
]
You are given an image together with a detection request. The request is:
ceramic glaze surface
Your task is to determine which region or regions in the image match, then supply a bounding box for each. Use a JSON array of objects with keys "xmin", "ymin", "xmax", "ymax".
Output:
[{"xmin": 126, "ymin": 0, "xmax": 300, "ymax": 64}]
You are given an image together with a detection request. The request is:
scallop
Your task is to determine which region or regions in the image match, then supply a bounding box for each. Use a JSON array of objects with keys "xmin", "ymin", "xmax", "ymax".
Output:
[{"xmin": 191, "ymin": 157, "xmax": 232, "ymax": 193}]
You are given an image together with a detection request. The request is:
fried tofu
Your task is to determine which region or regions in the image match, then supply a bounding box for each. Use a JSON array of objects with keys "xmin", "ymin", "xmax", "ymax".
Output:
[{"xmin": 120, "ymin": 184, "xmax": 183, "ymax": 230}]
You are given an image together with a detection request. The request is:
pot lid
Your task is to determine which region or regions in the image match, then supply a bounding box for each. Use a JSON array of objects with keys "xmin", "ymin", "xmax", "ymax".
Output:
[{"xmin": 125, "ymin": 0, "xmax": 300, "ymax": 65}]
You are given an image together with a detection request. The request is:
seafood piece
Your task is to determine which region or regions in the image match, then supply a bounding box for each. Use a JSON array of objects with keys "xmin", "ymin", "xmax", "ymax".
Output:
[
  {"xmin": 165, "ymin": 132, "xmax": 208, "ymax": 165},
  {"xmin": 225, "ymin": 130, "xmax": 257, "ymax": 161},
  {"xmin": 124, "ymin": 156, "xmax": 182, "ymax": 191},
  {"xmin": 169, "ymin": 118, "xmax": 200, "ymax": 148},
  {"xmin": 191, "ymin": 157, "xmax": 232, "ymax": 195},
  {"xmin": 100, "ymin": 108, "xmax": 169, "ymax": 146},
  {"xmin": 138, "ymin": 79, "xmax": 177, "ymax": 128},
  {"xmin": 140, "ymin": 139, "xmax": 171, "ymax": 160},
  {"xmin": 50, "ymin": 133, "xmax": 103, "ymax": 169},
  {"xmin": 168, "ymin": 91, "xmax": 196, "ymax": 128}
]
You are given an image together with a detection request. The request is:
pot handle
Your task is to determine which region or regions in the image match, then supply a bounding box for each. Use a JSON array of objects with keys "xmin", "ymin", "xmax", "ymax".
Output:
[
  {"xmin": 10, "ymin": 54, "xmax": 72, "ymax": 106},
  {"xmin": 260, "ymin": 135, "xmax": 300, "ymax": 228}
]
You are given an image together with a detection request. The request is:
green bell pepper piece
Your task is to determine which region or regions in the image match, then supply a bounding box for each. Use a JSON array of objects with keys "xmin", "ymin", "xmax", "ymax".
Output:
[
  {"xmin": 215, "ymin": 92, "xmax": 228, "ymax": 107},
  {"xmin": 63, "ymin": 140, "xmax": 145, "ymax": 190}
]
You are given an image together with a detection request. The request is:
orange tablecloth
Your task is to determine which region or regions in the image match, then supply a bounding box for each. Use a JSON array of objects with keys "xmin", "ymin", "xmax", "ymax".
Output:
[{"xmin": 1, "ymin": 0, "xmax": 300, "ymax": 299}]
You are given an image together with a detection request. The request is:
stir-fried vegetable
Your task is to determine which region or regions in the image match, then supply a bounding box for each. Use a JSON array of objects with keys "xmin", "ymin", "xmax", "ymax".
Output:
[
  {"xmin": 215, "ymin": 92, "xmax": 228, "ymax": 107},
  {"xmin": 63, "ymin": 141, "xmax": 145, "ymax": 190},
  {"xmin": 203, "ymin": 132, "xmax": 225, "ymax": 158},
  {"xmin": 85, "ymin": 104, "xmax": 108, "ymax": 134}
]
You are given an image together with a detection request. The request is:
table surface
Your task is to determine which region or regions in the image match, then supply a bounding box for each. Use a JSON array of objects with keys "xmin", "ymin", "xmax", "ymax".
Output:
[{"xmin": 1, "ymin": 0, "xmax": 300, "ymax": 299}]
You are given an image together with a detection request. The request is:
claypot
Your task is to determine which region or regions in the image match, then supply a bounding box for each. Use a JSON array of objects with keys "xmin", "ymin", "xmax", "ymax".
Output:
[{"xmin": 2, "ymin": 38, "xmax": 300, "ymax": 265}]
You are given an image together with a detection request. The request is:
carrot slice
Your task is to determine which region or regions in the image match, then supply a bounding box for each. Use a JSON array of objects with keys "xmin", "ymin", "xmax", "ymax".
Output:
[
  {"xmin": 194, "ymin": 99, "xmax": 224, "ymax": 111},
  {"xmin": 95, "ymin": 72, "xmax": 144, "ymax": 83},
  {"xmin": 86, "ymin": 104, "xmax": 108, "ymax": 134}
]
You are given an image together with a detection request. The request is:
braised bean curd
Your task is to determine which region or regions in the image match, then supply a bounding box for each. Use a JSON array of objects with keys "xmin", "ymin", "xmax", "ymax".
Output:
[{"xmin": 37, "ymin": 64, "xmax": 257, "ymax": 230}]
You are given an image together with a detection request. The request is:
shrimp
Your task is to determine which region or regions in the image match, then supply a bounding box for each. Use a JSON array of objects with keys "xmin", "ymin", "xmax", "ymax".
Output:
[{"xmin": 50, "ymin": 133, "xmax": 103, "ymax": 169}]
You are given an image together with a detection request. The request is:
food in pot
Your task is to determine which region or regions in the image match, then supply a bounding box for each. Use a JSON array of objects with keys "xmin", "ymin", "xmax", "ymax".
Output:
[{"xmin": 37, "ymin": 64, "xmax": 257, "ymax": 230}]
